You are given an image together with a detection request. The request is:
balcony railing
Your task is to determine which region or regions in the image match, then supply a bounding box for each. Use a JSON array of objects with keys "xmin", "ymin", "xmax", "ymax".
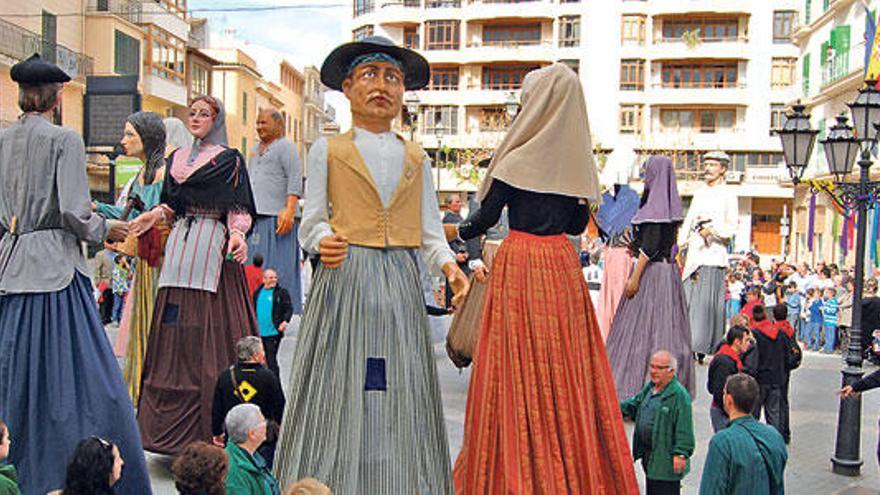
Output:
[
  {"xmin": 427, "ymin": 0, "xmax": 461, "ymax": 7},
  {"xmin": 0, "ymin": 18, "xmax": 93, "ymax": 80},
  {"xmin": 655, "ymin": 35, "xmax": 749, "ymax": 44},
  {"xmin": 466, "ymin": 39, "xmax": 551, "ymax": 48},
  {"xmin": 652, "ymin": 82, "xmax": 746, "ymax": 89},
  {"xmin": 87, "ymin": 0, "xmax": 143, "ymax": 25}
]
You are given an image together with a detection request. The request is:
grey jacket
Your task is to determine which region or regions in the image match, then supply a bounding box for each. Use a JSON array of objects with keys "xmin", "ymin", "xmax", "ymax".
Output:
[{"xmin": 0, "ymin": 114, "xmax": 108, "ymax": 294}]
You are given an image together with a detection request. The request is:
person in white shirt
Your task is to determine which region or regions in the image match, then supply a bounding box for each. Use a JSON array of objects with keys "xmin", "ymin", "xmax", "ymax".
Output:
[{"xmin": 679, "ymin": 151, "xmax": 739, "ymax": 361}]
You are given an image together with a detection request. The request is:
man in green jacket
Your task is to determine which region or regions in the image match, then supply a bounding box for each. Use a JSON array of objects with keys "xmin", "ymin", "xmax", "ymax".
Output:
[
  {"xmin": 700, "ymin": 373, "xmax": 787, "ymax": 494},
  {"xmin": 621, "ymin": 350, "xmax": 695, "ymax": 495},
  {"xmin": 225, "ymin": 404, "xmax": 281, "ymax": 495}
]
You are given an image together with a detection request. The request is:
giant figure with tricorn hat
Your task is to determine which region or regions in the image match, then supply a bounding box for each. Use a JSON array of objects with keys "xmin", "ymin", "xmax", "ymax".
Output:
[
  {"xmin": 0, "ymin": 54, "xmax": 152, "ymax": 494},
  {"xmin": 273, "ymin": 37, "xmax": 469, "ymax": 492}
]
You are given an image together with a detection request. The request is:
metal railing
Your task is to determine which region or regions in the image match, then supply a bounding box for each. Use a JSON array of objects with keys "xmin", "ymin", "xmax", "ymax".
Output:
[
  {"xmin": 655, "ymin": 35, "xmax": 749, "ymax": 44},
  {"xmin": 821, "ymin": 41, "xmax": 863, "ymax": 87},
  {"xmin": 86, "ymin": 0, "xmax": 143, "ymax": 25},
  {"xmin": 466, "ymin": 39, "xmax": 552, "ymax": 48},
  {"xmin": 0, "ymin": 18, "xmax": 93, "ymax": 80}
]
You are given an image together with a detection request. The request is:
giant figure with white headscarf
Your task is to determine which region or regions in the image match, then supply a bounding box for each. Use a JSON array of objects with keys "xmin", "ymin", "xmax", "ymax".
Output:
[
  {"xmin": 448, "ymin": 63, "xmax": 638, "ymax": 493},
  {"xmin": 130, "ymin": 95, "xmax": 259, "ymax": 455}
]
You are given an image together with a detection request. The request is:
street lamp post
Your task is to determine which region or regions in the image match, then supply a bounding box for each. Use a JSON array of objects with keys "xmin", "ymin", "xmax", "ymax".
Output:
[
  {"xmin": 505, "ymin": 91, "xmax": 519, "ymax": 124},
  {"xmin": 404, "ymin": 91, "xmax": 420, "ymax": 141},
  {"xmin": 778, "ymin": 92, "xmax": 880, "ymax": 477}
]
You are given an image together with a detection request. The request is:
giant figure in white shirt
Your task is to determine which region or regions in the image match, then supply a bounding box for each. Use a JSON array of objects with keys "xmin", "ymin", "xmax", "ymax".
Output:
[{"xmin": 679, "ymin": 151, "xmax": 739, "ymax": 360}]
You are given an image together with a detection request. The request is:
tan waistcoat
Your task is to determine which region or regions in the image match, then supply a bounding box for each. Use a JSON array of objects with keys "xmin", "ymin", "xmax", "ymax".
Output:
[{"xmin": 326, "ymin": 130, "xmax": 423, "ymax": 248}]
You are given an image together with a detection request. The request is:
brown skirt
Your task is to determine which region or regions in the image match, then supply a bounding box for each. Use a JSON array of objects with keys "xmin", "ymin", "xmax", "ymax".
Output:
[{"xmin": 136, "ymin": 260, "xmax": 257, "ymax": 454}]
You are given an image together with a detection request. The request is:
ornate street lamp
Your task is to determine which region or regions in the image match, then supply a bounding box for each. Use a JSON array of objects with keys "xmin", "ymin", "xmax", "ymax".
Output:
[
  {"xmin": 847, "ymin": 80, "xmax": 880, "ymax": 142},
  {"xmin": 822, "ymin": 114, "xmax": 859, "ymax": 182},
  {"xmin": 404, "ymin": 91, "xmax": 420, "ymax": 140},
  {"xmin": 777, "ymin": 104, "xmax": 818, "ymax": 183},
  {"xmin": 505, "ymin": 91, "xmax": 519, "ymax": 124},
  {"xmin": 779, "ymin": 85, "xmax": 880, "ymax": 478}
]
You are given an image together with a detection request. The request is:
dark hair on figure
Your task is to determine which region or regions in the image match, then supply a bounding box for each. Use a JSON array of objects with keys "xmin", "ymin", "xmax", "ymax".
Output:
[
  {"xmin": 63, "ymin": 437, "xmax": 117, "ymax": 495},
  {"xmin": 725, "ymin": 325, "xmax": 750, "ymax": 345},
  {"xmin": 252, "ymin": 254, "xmax": 264, "ymax": 268},
  {"xmin": 752, "ymin": 304, "xmax": 767, "ymax": 322},
  {"xmin": 172, "ymin": 441, "xmax": 228, "ymax": 495},
  {"xmin": 724, "ymin": 373, "xmax": 760, "ymax": 414},
  {"xmin": 773, "ymin": 304, "xmax": 788, "ymax": 321},
  {"xmin": 18, "ymin": 82, "xmax": 61, "ymax": 113}
]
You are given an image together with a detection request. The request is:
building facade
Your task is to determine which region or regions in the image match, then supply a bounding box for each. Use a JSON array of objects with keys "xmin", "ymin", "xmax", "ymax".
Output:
[
  {"xmin": 0, "ymin": 0, "xmax": 94, "ymax": 131},
  {"xmin": 789, "ymin": 0, "xmax": 880, "ymax": 268},
  {"xmin": 351, "ymin": 0, "xmax": 802, "ymax": 258}
]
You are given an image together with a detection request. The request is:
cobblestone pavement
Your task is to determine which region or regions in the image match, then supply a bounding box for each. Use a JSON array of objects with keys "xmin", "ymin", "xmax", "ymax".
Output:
[{"xmin": 107, "ymin": 317, "xmax": 880, "ymax": 494}]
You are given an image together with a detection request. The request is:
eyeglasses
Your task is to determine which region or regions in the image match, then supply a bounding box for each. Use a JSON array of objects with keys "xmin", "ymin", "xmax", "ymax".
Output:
[
  {"xmin": 188, "ymin": 110, "xmax": 213, "ymax": 120},
  {"xmin": 649, "ymin": 364, "xmax": 671, "ymax": 370}
]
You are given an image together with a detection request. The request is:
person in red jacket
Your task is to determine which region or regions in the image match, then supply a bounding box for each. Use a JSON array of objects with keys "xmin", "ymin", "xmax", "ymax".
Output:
[
  {"xmin": 774, "ymin": 304, "xmax": 797, "ymax": 444},
  {"xmin": 707, "ymin": 325, "xmax": 752, "ymax": 432},
  {"xmin": 744, "ymin": 304, "xmax": 788, "ymax": 437},
  {"xmin": 244, "ymin": 254, "xmax": 265, "ymax": 298}
]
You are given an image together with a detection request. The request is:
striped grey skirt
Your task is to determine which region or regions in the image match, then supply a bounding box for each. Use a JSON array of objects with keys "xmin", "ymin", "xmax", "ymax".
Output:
[
  {"xmin": 684, "ymin": 265, "xmax": 727, "ymax": 355},
  {"xmin": 274, "ymin": 246, "xmax": 452, "ymax": 494}
]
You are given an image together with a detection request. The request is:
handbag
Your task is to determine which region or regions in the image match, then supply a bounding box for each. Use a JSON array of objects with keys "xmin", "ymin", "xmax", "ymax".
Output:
[{"xmin": 445, "ymin": 273, "xmax": 484, "ymax": 368}]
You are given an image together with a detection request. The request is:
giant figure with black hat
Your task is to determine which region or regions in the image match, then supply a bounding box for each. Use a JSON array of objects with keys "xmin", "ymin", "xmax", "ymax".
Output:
[
  {"xmin": 0, "ymin": 54, "xmax": 152, "ymax": 494},
  {"xmin": 273, "ymin": 37, "xmax": 469, "ymax": 492}
]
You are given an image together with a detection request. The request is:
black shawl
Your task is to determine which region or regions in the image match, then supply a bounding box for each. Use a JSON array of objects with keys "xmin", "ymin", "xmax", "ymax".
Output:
[{"xmin": 162, "ymin": 147, "xmax": 257, "ymax": 235}]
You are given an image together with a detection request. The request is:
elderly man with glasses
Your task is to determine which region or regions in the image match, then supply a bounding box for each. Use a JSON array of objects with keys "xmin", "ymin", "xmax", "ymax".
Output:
[{"xmin": 621, "ymin": 350, "xmax": 696, "ymax": 495}]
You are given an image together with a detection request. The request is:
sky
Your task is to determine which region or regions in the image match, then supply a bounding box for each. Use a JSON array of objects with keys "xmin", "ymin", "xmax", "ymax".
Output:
[{"xmin": 189, "ymin": 0, "xmax": 352, "ymax": 128}]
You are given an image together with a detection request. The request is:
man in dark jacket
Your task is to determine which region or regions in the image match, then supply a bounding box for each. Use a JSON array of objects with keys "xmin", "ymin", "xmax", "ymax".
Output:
[
  {"xmin": 745, "ymin": 305, "xmax": 787, "ymax": 436},
  {"xmin": 252, "ymin": 269, "xmax": 294, "ymax": 376},
  {"xmin": 707, "ymin": 325, "xmax": 751, "ymax": 432},
  {"xmin": 620, "ymin": 351, "xmax": 695, "ymax": 494},
  {"xmin": 212, "ymin": 336, "xmax": 286, "ymax": 468}
]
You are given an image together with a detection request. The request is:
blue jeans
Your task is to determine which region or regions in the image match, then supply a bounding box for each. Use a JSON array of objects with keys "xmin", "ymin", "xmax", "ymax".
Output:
[
  {"xmin": 112, "ymin": 292, "xmax": 126, "ymax": 323},
  {"xmin": 824, "ymin": 324, "xmax": 837, "ymax": 353},
  {"xmin": 807, "ymin": 321, "xmax": 823, "ymax": 350}
]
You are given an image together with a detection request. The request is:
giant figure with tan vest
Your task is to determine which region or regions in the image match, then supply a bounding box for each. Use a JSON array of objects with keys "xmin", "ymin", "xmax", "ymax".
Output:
[{"xmin": 273, "ymin": 37, "xmax": 469, "ymax": 493}]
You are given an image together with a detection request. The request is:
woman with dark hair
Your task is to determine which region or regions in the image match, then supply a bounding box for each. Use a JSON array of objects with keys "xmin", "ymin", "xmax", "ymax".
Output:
[
  {"xmin": 605, "ymin": 155, "xmax": 695, "ymax": 400},
  {"xmin": 95, "ymin": 111, "xmax": 168, "ymax": 404},
  {"xmin": 132, "ymin": 95, "xmax": 258, "ymax": 455},
  {"xmin": 63, "ymin": 437, "xmax": 123, "ymax": 495},
  {"xmin": 171, "ymin": 441, "xmax": 228, "ymax": 495},
  {"xmin": 450, "ymin": 64, "xmax": 638, "ymax": 493}
]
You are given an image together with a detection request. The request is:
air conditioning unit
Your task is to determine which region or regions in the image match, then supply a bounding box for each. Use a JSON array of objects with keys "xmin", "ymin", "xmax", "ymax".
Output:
[{"xmin": 725, "ymin": 171, "xmax": 743, "ymax": 184}]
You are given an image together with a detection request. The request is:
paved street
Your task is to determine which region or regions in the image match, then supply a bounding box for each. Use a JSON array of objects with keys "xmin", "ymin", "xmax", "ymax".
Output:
[{"xmin": 106, "ymin": 315, "xmax": 880, "ymax": 494}]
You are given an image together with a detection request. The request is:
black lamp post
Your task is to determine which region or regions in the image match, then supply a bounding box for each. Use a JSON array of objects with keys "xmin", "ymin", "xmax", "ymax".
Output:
[
  {"xmin": 404, "ymin": 91, "xmax": 420, "ymax": 141},
  {"xmin": 779, "ymin": 87, "xmax": 880, "ymax": 477}
]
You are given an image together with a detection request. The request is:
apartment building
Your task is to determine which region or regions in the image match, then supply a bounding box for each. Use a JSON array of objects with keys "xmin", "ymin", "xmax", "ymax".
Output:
[
  {"xmin": 790, "ymin": 0, "xmax": 878, "ymax": 266},
  {"xmin": 351, "ymin": 0, "xmax": 801, "ymax": 257},
  {"xmin": 0, "ymin": 0, "xmax": 94, "ymax": 131}
]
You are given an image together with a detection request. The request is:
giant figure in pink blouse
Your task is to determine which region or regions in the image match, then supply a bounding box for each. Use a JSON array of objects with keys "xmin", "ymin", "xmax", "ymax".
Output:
[{"xmin": 130, "ymin": 95, "xmax": 258, "ymax": 454}]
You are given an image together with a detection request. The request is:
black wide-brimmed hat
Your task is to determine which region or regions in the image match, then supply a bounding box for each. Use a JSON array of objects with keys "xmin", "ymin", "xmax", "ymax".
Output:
[
  {"xmin": 321, "ymin": 36, "xmax": 429, "ymax": 91},
  {"xmin": 11, "ymin": 53, "xmax": 70, "ymax": 84}
]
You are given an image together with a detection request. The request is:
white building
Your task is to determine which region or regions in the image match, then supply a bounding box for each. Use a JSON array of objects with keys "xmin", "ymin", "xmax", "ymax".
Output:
[
  {"xmin": 790, "ymin": 0, "xmax": 877, "ymax": 266},
  {"xmin": 351, "ymin": 0, "xmax": 801, "ymax": 257}
]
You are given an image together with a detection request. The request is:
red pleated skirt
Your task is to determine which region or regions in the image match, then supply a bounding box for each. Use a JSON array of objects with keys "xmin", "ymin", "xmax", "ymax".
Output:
[{"xmin": 453, "ymin": 230, "xmax": 638, "ymax": 494}]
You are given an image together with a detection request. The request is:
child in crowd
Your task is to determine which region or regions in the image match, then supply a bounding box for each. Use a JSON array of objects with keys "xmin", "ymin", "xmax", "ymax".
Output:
[
  {"xmin": 740, "ymin": 286, "xmax": 763, "ymax": 324},
  {"xmin": 806, "ymin": 289, "xmax": 824, "ymax": 351},
  {"xmin": 727, "ymin": 272, "xmax": 745, "ymax": 320},
  {"xmin": 110, "ymin": 255, "xmax": 131, "ymax": 324},
  {"xmin": 784, "ymin": 281, "xmax": 802, "ymax": 338},
  {"xmin": 0, "ymin": 418, "xmax": 19, "ymax": 494},
  {"xmin": 822, "ymin": 287, "xmax": 840, "ymax": 354}
]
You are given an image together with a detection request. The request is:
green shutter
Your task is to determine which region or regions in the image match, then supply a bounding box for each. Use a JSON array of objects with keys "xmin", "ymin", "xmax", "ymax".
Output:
[
  {"xmin": 821, "ymin": 40, "xmax": 830, "ymax": 65},
  {"xmin": 823, "ymin": 0, "xmax": 830, "ymax": 11},
  {"xmin": 803, "ymin": 53, "xmax": 811, "ymax": 96},
  {"xmin": 805, "ymin": 0, "xmax": 812, "ymax": 24},
  {"xmin": 835, "ymin": 25, "xmax": 851, "ymax": 73}
]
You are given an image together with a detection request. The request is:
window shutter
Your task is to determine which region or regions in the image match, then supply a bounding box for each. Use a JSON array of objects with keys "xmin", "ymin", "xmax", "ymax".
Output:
[
  {"xmin": 821, "ymin": 40, "xmax": 830, "ymax": 65},
  {"xmin": 803, "ymin": 53, "xmax": 811, "ymax": 96}
]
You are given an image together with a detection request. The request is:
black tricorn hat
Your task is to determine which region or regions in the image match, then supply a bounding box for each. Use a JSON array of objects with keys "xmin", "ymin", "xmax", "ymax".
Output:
[
  {"xmin": 11, "ymin": 53, "xmax": 71, "ymax": 84},
  {"xmin": 320, "ymin": 36, "xmax": 429, "ymax": 91}
]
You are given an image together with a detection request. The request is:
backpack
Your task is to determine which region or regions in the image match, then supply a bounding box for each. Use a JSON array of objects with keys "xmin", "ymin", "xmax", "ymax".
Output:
[{"xmin": 783, "ymin": 332, "xmax": 802, "ymax": 370}]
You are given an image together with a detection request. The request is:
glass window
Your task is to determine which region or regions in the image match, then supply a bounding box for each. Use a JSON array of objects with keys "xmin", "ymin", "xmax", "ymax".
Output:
[
  {"xmin": 426, "ymin": 20, "xmax": 460, "ymax": 50},
  {"xmin": 559, "ymin": 16, "xmax": 580, "ymax": 47},
  {"xmin": 114, "ymin": 30, "xmax": 140, "ymax": 76},
  {"xmin": 773, "ymin": 11, "xmax": 798, "ymax": 43}
]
